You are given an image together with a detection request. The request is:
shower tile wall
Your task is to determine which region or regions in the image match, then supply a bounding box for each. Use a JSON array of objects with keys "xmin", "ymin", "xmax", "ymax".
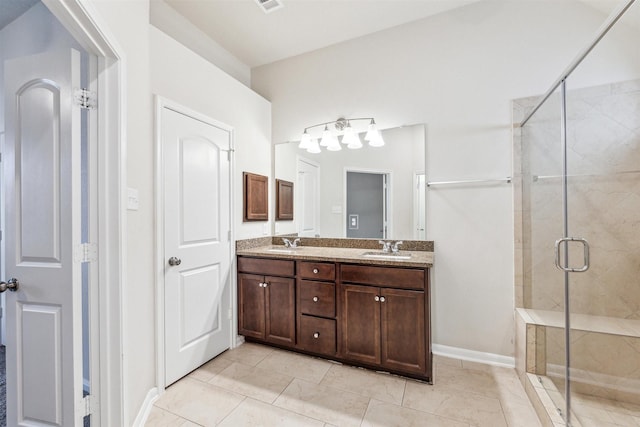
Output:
[{"xmin": 513, "ymin": 79, "xmax": 640, "ymax": 403}]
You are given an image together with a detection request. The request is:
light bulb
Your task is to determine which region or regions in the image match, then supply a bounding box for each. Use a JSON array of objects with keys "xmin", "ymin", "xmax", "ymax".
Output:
[
  {"xmin": 307, "ymin": 138, "xmax": 321, "ymax": 154},
  {"xmin": 365, "ymin": 119, "xmax": 378, "ymax": 141},
  {"xmin": 299, "ymin": 130, "xmax": 311, "ymax": 149},
  {"xmin": 368, "ymin": 133, "xmax": 385, "ymax": 147},
  {"xmin": 347, "ymin": 133, "xmax": 363, "ymax": 149},
  {"xmin": 320, "ymin": 125, "xmax": 333, "ymax": 147},
  {"xmin": 327, "ymin": 138, "xmax": 342, "ymax": 151},
  {"xmin": 342, "ymin": 123, "xmax": 357, "ymax": 145}
]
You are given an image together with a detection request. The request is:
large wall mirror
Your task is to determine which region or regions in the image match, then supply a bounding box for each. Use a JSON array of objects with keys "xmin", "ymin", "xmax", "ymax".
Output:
[{"xmin": 273, "ymin": 123, "xmax": 426, "ymax": 240}]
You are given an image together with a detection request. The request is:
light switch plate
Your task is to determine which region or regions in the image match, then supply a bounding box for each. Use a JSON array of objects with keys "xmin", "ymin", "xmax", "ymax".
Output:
[{"xmin": 127, "ymin": 188, "xmax": 139, "ymax": 211}]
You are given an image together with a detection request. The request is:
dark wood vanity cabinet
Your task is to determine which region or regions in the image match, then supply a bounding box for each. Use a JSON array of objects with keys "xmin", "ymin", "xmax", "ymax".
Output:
[
  {"xmin": 296, "ymin": 261, "xmax": 337, "ymax": 355},
  {"xmin": 339, "ymin": 264, "xmax": 429, "ymax": 377},
  {"xmin": 237, "ymin": 257, "xmax": 296, "ymax": 347},
  {"xmin": 237, "ymin": 255, "xmax": 431, "ymax": 381}
]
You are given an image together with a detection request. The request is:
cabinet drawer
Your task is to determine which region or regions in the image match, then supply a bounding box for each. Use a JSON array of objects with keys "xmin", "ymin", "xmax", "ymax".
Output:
[
  {"xmin": 238, "ymin": 257, "xmax": 295, "ymax": 277},
  {"xmin": 298, "ymin": 261, "xmax": 335, "ymax": 281},
  {"xmin": 341, "ymin": 264, "xmax": 425, "ymax": 290},
  {"xmin": 299, "ymin": 280, "xmax": 335, "ymax": 318},
  {"xmin": 298, "ymin": 315, "xmax": 336, "ymax": 355}
]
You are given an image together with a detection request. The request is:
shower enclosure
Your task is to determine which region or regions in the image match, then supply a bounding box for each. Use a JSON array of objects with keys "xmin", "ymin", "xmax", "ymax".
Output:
[{"xmin": 514, "ymin": 0, "xmax": 640, "ymax": 425}]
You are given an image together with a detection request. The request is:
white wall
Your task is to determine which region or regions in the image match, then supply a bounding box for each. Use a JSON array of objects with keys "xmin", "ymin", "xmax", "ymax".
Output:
[
  {"xmin": 149, "ymin": 26, "xmax": 272, "ymax": 240},
  {"xmin": 84, "ymin": 1, "xmax": 154, "ymax": 424},
  {"xmin": 252, "ymin": 1, "xmax": 638, "ymax": 357},
  {"xmin": 149, "ymin": 0, "xmax": 251, "ymax": 86}
]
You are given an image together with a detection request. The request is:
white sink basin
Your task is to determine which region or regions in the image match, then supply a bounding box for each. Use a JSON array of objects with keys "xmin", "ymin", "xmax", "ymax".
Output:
[
  {"xmin": 361, "ymin": 251, "xmax": 412, "ymax": 260},
  {"xmin": 265, "ymin": 247, "xmax": 300, "ymax": 254}
]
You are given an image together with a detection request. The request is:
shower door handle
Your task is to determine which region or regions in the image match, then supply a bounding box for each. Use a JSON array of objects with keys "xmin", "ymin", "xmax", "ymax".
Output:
[{"xmin": 554, "ymin": 237, "xmax": 590, "ymax": 273}]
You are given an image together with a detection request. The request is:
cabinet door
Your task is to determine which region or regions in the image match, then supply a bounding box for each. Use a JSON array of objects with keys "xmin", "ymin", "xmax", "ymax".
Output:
[
  {"xmin": 238, "ymin": 273, "xmax": 266, "ymax": 339},
  {"xmin": 339, "ymin": 284, "xmax": 380, "ymax": 365},
  {"xmin": 380, "ymin": 288, "xmax": 426, "ymax": 375},
  {"xmin": 265, "ymin": 276, "xmax": 296, "ymax": 346}
]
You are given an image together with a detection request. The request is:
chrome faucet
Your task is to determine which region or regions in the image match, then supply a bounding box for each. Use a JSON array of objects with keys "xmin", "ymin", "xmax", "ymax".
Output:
[
  {"xmin": 378, "ymin": 240, "xmax": 392, "ymax": 253},
  {"xmin": 282, "ymin": 238, "xmax": 301, "ymax": 248},
  {"xmin": 391, "ymin": 241, "xmax": 403, "ymax": 253}
]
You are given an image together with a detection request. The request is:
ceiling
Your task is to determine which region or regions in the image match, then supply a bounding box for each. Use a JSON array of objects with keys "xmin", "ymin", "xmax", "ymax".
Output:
[{"xmin": 162, "ymin": 0, "xmax": 481, "ymax": 68}]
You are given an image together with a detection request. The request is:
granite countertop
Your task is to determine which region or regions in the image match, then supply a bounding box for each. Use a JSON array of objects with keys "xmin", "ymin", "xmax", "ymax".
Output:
[{"xmin": 236, "ymin": 245, "xmax": 434, "ymax": 268}]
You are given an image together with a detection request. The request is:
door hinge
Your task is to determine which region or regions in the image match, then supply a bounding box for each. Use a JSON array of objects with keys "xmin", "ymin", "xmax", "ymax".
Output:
[
  {"xmin": 74, "ymin": 243, "xmax": 98, "ymax": 263},
  {"xmin": 74, "ymin": 88, "xmax": 97, "ymax": 110},
  {"xmin": 82, "ymin": 394, "xmax": 97, "ymax": 417}
]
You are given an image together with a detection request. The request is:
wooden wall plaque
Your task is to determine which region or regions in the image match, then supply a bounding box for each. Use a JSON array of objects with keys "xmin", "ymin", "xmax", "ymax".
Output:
[
  {"xmin": 243, "ymin": 172, "xmax": 268, "ymax": 221},
  {"xmin": 276, "ymin": 179, "xmax": 294, "ymax": 220}
]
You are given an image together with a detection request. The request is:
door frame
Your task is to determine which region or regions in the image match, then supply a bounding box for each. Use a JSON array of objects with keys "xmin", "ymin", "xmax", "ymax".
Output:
[
  {"xmin": 154, "ymin": 96, "xmax": 236, "ymax": 393},
  {"xmin": 295, "ymin": 155, "xmax": 320, "ymax": 237},
  {"xmin": 342, "ymin": 167, "xmax": 393, "ymax": 239},
  {"xmin": 27, "ymin": 0, "xmax": 125, "ymax": 425}
]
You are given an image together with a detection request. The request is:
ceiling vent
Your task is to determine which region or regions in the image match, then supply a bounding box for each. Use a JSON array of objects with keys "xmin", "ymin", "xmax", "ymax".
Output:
[{"xmin": 255, "ymin": 0, "xmax": 283, "ymax": 14}]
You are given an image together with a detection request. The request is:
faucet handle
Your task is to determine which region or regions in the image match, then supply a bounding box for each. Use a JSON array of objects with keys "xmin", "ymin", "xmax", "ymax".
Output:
[
  {"xmin": 392, "ymin": 241, "xmax": 403, "ymax": 253},
  {"xmin": 378, "ymin": 240, "xmax": 391, "ymax": 252},
  {"xmin": 282, "ymin": 238, "xmax": 291, "ymax": 248},
  {"xmin": 292, "ymin": 238, "xmax": 301, "ymax": 248}
]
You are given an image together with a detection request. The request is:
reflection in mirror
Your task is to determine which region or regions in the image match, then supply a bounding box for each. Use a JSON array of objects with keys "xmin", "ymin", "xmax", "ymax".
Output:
[{"xmin": 274, "ymin": 124, "xmax": 426, "ymax": 240}]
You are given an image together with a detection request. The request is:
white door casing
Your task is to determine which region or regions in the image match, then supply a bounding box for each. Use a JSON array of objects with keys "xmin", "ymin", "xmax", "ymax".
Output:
[
  {"xmin": 4, "ymin": 49, "xmax": 84, "ymax": 426},
  {"xmin": 161, "ymin": 104, "xmax": 233, "ymax": 386},
  {"xmin": 296, "ymin": 157, "xmax": 320, "ymax": 237}
]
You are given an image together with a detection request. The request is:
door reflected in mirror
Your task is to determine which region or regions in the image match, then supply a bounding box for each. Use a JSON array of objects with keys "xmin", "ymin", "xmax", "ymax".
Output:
[{"xmin": 274, "ymin": 123, "xmax": 426, "ymax": 240}]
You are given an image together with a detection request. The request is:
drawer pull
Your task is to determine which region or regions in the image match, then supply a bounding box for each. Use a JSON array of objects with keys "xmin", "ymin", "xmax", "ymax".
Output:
[
  {"xmin": 374, "ymin": 295, "xmax": 380, "ymax": 302},
  {"xmin": 380, "ymin": 296, "xmax": 386, "ymax": 302},
  {"xmin": 312, "ymin": 296, "xmax": 319, "ymax": 302},
  {"xmin": 313, "ymin": 268, "xmax": 319, "ymax": 274},
  {"xmin": 313, "ymin": 332, "xmax": 320, "ymax": 339}
]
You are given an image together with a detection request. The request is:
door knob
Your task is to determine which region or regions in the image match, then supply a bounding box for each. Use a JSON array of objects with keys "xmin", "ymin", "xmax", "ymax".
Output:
[
  {"xmin": 0, "ymin": 278, "xmax": 19, "ymax": 293},
  {"xmin": 168, "ymin": 257, "xmax": 182, "ymax": 266}
]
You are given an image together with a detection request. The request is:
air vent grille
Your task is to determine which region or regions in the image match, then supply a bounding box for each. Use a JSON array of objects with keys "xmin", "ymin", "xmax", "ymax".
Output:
[{"xmin": 255, "ymin": 0, "xmax": 283, "ymax": 14}]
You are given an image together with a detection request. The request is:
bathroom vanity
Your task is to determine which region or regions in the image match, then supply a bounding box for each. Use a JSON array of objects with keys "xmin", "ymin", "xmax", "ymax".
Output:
[{"xmin": 236, "ymin": 238, "xmax": 434, "ymax": 382}]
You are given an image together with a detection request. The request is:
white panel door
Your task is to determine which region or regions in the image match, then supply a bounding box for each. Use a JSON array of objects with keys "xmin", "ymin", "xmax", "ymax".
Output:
[
  {"xmin": 4, "ymin": 49, "xmax": 83, "ymax": 426},
  {"xmin": 162, "ymin": 107, "xmax": 232, "ymax": 386},
  {"xmin": 296, "ymin": 158, "xmax": 320, "ymax": 237}
]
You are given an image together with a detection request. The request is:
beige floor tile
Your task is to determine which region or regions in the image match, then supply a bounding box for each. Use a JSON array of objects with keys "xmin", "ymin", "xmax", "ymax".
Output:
[
  {"xmin": 273, "ymin": 378, "xmax": 370, "ymax": 427},
  {"xmin": 403, "ymin": 381, "xmax": 508, "ymax": 427},
  {"xmin": 437, "ymin": 363, "xmax": 527, "ymax": 403},
  {"xmin": 434, "ymin": 354, "xmax": 463, "ymax": 368},
  {"xmin": 209, "ymin": 361, "xmax": 294, "ymax": 403},
  {"xmin": 218, "ymin": 342, "xmax": 275, "ymax": 366},
  {"xmin": 319, "ymin": 364, "xmax": 406, "ymax": 405},
  {"xmin": 188, "ymin": 356, "xmax": 234, "ymax": 382},
  {"xmin": 145, "ymin": 406, "xmax": 193, "ymax": 426},
  {"xmin": 218, "ymin": 397, "xmax": 324, "ymax": 427},
  {"xmin": 155, "ymin": 377, "xmax": 245, "ymax": 426},
  {"xmin": 256, "ymin": 349, "xmax": 332, "ymax": 384},
  {"xmin": 500, "ymin": 399, "xmax": 543, "ymax": 427},
  {"xmin": 362, "ymin": 399, "xmax": 469, "ymax": 427}
]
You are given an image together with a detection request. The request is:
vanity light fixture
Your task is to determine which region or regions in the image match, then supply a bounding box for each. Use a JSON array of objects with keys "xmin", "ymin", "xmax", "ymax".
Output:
[{"xmin": 298, "ymin": 117, "xmax": 385, "ymax": 153}]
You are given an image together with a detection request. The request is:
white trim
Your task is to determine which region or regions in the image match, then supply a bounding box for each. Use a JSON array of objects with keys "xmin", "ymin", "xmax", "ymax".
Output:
[
  {"xmin": 433, "ymin": 343, "xmax": 515, "ymax": 368},
  {"xmin": 41, "ymin": 1, "xmax": 126, "ymax": 425},
  {"xmin": 154, "ymin": 97, "xmax": 236, "ymax": 393},
  {"xmin": 295, "ymin": 155, "xmax": 321, "ymax": 238},
  {"xmin": 131, "ymin": 387, "xmax": 159, "ymax": 427}
]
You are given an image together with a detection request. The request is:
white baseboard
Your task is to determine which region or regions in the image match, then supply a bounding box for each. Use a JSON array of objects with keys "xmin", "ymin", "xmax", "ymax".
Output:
[
  {"xmin": 132, "ymin": 387, "xmax": 159, "ymax": 427},
  {"xmin": 433, "ymin": 344, "xmax": 515, "ymax": 368}
]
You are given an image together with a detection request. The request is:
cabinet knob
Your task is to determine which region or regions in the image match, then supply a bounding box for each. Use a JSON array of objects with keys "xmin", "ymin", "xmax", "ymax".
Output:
[
  {"xmin": 263, "ymin": 282, "xmax": 268, "ymax": 288},
  {"xmin": 313, "ymin": 268, "xmax": 319, "ymax": 274},
  {"xmin": 313, "ymin": 332, "xmax": 320, "ymax": 339},
  {"xmin": 374, "ymin": 296, "xmax": 380, "ymax": 302},
  {"xmin": 380, "ymin": 296, "xmax": 386, "ymax": 302},
  {"xmin": 312, "ymin": 296, "xmax": 319, "ymax": 302},
  {"xmin": 258, "ymin": 282, "xmax": 263, "ymax": 287}
]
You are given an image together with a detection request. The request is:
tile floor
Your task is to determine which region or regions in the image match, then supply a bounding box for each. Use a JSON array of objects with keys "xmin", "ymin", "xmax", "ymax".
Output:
[{"xmin": 146, "ymin": 343, "xmax": 542, "ymax": 427}]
